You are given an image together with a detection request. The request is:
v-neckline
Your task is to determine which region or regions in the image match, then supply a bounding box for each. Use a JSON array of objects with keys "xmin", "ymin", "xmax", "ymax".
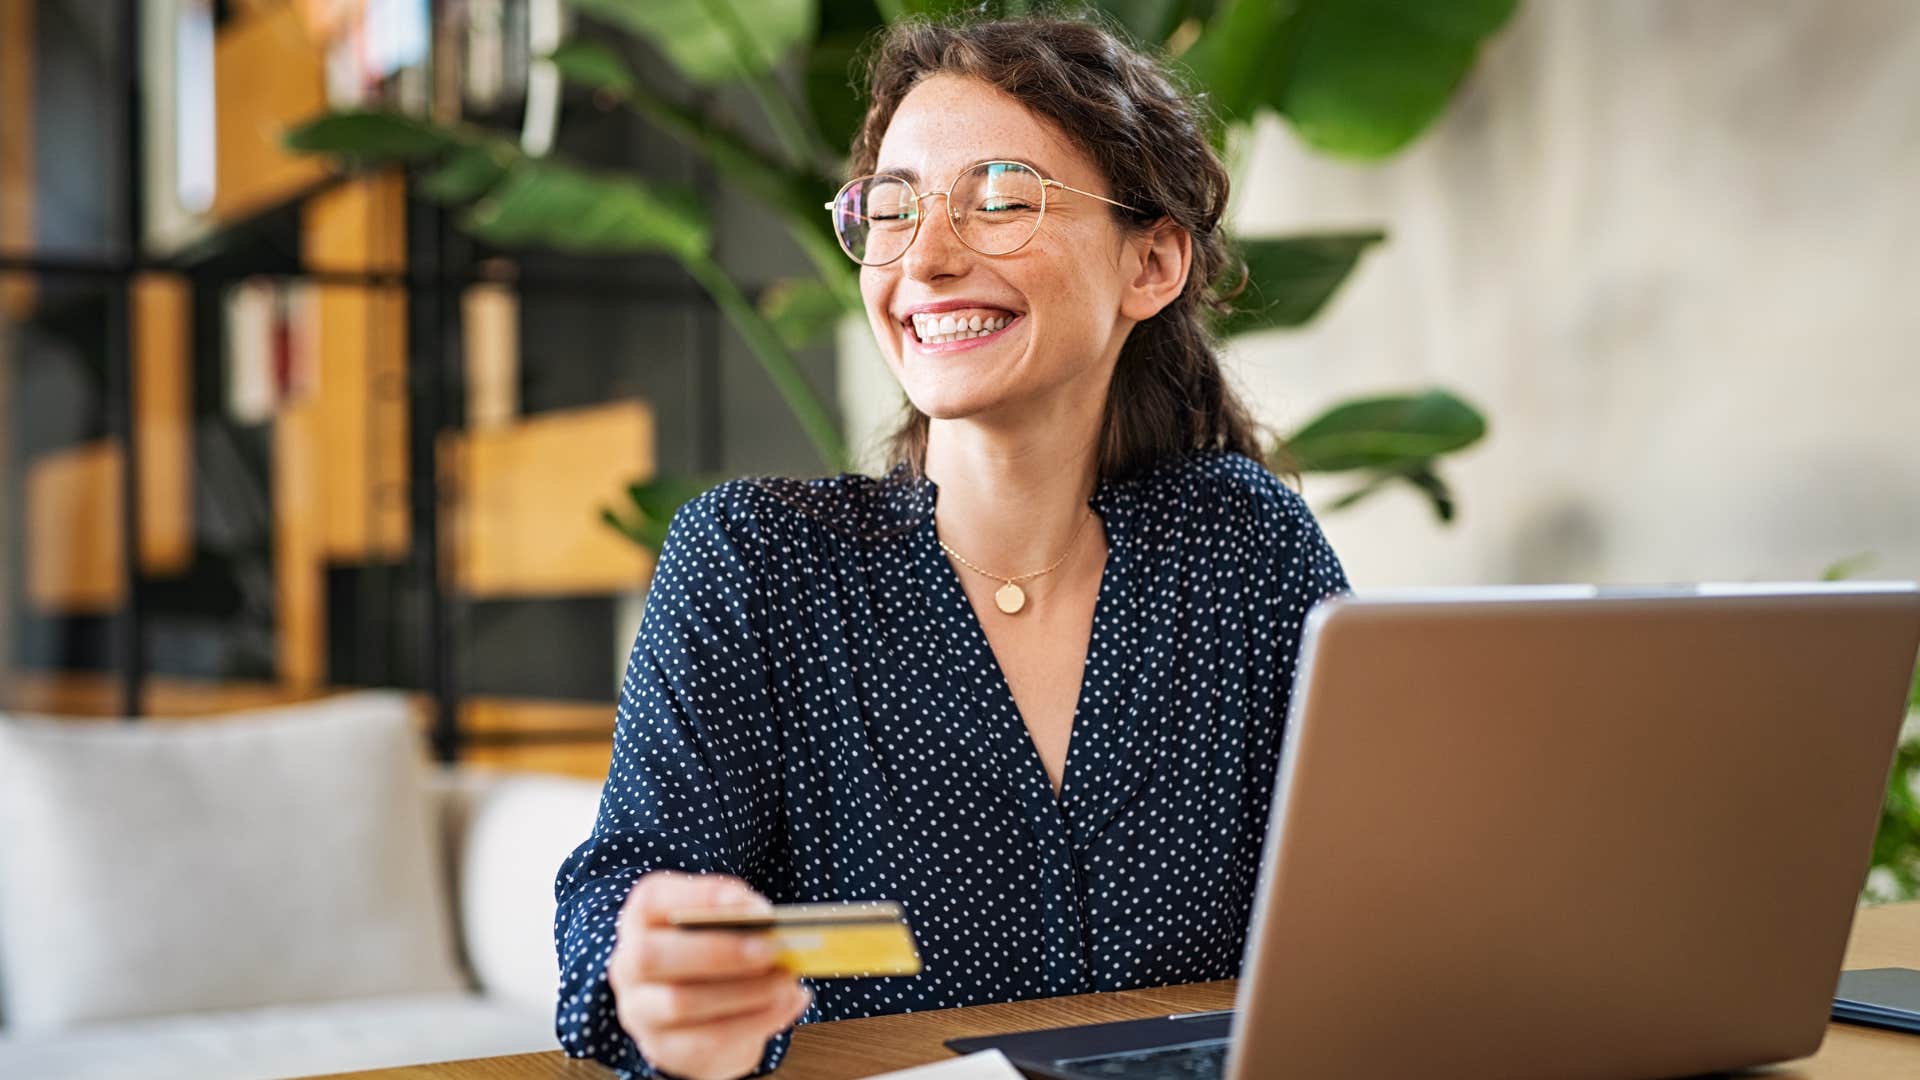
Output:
[{"xmin": 910, "ymin": 476, "xmax": 1128, "ymax": 817}]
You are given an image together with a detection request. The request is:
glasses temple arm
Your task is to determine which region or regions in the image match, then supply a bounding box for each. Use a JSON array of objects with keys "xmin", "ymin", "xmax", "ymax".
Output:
[
  {"xmin": 823, "ymin": 205, "xmax": 901, "ymax": 225},
  {"xmin": 1043, "ymin": 179, "xmax": 1148, "ymax": 216}
]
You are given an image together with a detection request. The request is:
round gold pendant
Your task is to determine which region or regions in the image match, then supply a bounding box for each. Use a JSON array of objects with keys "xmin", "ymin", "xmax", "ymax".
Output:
[{"xmin": 994, "ymin": 582, "xmax": 1027, "ymax": 614}]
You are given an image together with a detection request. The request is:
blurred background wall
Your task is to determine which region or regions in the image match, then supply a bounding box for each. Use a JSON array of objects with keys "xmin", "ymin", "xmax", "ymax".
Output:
[{"xmin": 1225, "ymin": 0, "xmax": 1920, "ymax": 587}]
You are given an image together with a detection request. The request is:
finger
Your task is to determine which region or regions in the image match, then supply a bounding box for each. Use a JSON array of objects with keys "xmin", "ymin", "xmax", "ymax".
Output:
[
  {"xmin": 639, "ymin": 984, "xmax": 812, "ymax": 1073},
  {"xmin": 623, "ymin": 871, "xmax": 770, "ymax": 930},
  {"xmin": 612, "ymin": 872, "xmax": 772, "ymax": 988},
  {"xmin": 622, "ymin": 970, "xmax": 801, "ymax": 1030},
  {"xmin": 628, "ymin": 924, "xmax": 781, "ymax": 984}
]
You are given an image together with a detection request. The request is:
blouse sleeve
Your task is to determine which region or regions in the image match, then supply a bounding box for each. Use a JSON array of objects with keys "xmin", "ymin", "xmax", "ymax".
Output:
[
  {"xmin": 1257, "ymin": 473, "xmax": 1352, "ymax": 684},
  {"xmin": 553, "ymin": 485, "xmax": 793, "ymax": 1079}
]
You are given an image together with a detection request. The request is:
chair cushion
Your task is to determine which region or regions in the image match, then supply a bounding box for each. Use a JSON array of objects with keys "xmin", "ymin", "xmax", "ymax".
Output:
[
  {"xmin": 444, "ymin": 769, "xmax": 604, "ymax": 1011},
  {"xmin": 0, "ymin": 693, "xmax": 468, "ymax": 1033},
  {"xmin": 0, "ymin": 991, "xmax": 555, "ymax": 1080}
]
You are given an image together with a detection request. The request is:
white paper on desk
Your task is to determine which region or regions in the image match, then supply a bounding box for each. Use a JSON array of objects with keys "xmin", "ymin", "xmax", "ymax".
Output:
[{"xmin": 863, "ymin": 1048, "xmax": 1024, "ymax": 1079}]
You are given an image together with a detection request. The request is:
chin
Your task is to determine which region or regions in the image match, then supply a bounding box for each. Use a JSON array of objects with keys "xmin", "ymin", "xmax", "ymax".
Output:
[
  {"xmin": 900, "ymin": 380, "xmax": 1008, "ymax": 422},
  {"xmin": 892, "ymin": 342, "xmax": 1041, "ymax": 424}
]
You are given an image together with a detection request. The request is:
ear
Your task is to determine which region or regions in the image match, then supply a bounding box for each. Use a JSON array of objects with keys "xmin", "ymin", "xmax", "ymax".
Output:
[{"xmin": 1118, "ymin": 219, "xmax": 1193, "ymax": 323}]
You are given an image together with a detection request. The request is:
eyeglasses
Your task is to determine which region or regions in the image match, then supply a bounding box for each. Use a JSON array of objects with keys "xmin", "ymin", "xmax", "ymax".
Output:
[{"xmin": 824, "ymin": 159, "xmax": 1145, "ymax": 267}]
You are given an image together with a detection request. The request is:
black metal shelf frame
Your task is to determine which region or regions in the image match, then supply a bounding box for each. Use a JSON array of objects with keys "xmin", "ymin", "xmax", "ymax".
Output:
[{"xmin": 3, "ymin": 0, "xmax": 725, "ymax": 761}]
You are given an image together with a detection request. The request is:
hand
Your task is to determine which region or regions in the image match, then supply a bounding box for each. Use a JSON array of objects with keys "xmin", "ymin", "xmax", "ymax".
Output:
[{"xmin": 607, "ymin": 871, "xmax": 811, "ymax": 1080}]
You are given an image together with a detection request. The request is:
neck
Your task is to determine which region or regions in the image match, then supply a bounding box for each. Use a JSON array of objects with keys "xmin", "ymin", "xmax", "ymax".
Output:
[{"xmin": 923, "ymin": 404, "xmax": 1103, "ymax": 582}]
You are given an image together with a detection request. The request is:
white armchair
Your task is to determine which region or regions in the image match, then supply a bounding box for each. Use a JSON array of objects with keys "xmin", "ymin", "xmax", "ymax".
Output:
[{"xmin": 0, "ymin": 693, "xmax": 606, "ymax": 1080}]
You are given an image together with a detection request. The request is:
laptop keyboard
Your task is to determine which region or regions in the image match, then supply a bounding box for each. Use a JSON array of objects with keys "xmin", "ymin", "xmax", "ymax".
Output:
[{"xmin": 1056, "ymin": 1038, "xmax": 1230, "ymax": 1079}]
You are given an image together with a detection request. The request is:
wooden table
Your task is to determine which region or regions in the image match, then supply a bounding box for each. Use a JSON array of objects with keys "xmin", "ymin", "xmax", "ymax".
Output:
[{"xmin": 308, "ymin": 901, "xmax": 1920, "ymax": 1079}]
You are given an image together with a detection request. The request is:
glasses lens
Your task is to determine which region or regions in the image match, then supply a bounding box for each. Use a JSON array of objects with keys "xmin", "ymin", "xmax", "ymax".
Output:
[
  {"xmin": 951, "ymin": 162, "xmax": 1044, "ymax": 255},
  {"xmin": 833, "ymin": 176, "xmax": 918, "ymax": 265}
]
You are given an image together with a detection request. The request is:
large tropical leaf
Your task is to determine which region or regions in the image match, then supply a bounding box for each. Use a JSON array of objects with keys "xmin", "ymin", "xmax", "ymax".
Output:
[
  {"xmin": 571, "ymin": 0, "xmax": 816, "ymax": 86},
  {"xmin": 287, "ymin": 111, "xmax": 527, "ymax": 207},
  {"xmin": 1317, "ymin": 458, "xmax": 1459, "ymax": 522},
  {"xmin": 290, "ymin": 108, "xmax": 707, "ymax": 260},
  {"xmin": 465, "ymin": 161, "xmax": 711, "ymax": 261},
  {"xmin": 284, "ymin": 110, "xmax": 469, "ymax": 161},
  {"xmin": 1278, "ymin": 0, "xmax": 1518, "ymax": 159},
  {"xmin": 1286, "ymin": 390, "xmax": 1486, "ymax": 473},
  {"xmin": 806, "ymin": 32, "xmax": 872, "ymax": 158},
  {"xmin": 900, "ymin": 0, "xmax": 1014, "ymax": 15},
  {"xmin": 1182, "ymin": 0, "xmax": 1516, "ymax": 158},
  {"xmin": 1177, "ymin": 0, "xmax": 1300, "ymax": 122},
  {"xmin": 419, "ymin": 145, "xmax": 512, "ymax": 202},
  {"xmin": 602, "ymin": 475, "xmax": 718, "ymax": 552},
  {"xmin": 1217, "ymin": 232, "xmax": 1383, "ymax": 337},
  {"xmin": 545, "ymin": 38, "xmax": 639, "ymax": 98},
  {"xmin": 1092, "ymin": 0, "xmax": 1186, "ymax": 44},
  {"xmin": 549, "ymin": 39, "xmax": 842, "ymax": 256}
]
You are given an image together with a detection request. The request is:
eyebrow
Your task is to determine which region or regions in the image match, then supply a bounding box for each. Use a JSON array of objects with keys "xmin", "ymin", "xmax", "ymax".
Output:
[{"xmin": 871, "ymin": 157, "xmax": 1050, "ymax": 186}]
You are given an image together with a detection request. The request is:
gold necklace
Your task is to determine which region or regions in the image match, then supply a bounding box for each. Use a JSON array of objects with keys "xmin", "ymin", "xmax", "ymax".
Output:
[{"xmin": 937, "ymin": 508, "xmax": 1095, "ymax": 615}]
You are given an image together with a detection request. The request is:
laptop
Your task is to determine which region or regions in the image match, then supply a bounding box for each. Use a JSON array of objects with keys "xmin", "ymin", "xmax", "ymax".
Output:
[{"xmin": 950, "ymin": 583, "xmax": 1920, "ymax": 1079}]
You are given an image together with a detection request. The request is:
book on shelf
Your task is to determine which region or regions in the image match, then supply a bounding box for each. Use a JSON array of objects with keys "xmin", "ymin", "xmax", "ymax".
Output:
[{"xmin": 224, "ymin": 278, "xmax": 317, "ymax": 425}]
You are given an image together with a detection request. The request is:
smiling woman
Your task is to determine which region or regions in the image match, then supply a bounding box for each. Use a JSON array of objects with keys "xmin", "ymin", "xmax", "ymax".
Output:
[
  {"xmin": 553, "ymin": 15, "xmax": 1350, "ymax": 1080},
  {"xmin": 846, "ymin": 21, "xmax": 1262, "ymax": 483}
]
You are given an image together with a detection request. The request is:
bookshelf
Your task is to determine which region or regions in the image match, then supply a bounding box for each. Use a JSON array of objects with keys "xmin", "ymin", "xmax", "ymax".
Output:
[{"xmin": 0, "ymin": 0, "xmax": 771, "ymax": 779}]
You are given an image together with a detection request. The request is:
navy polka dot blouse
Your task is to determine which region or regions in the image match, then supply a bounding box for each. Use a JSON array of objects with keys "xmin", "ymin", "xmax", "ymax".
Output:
[{"xmin": 554, "ymin": 450, "xmax": 1349, "ymax": 1078}]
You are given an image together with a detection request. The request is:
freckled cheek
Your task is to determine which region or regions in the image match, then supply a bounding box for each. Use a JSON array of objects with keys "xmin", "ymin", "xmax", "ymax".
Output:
[
  {"xmin": 860, "ymin": 276, "xmax": 896, "ymax": 349},
  {"xmin": 1024, "ymin": 272, "xmax": 1102, "ymax": 341}
]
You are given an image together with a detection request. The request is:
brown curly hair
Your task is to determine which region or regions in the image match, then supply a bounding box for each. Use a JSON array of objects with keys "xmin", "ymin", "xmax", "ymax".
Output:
[{"xmin": 849, "ymin": 14, "xmax": 1271, "ymax": 484}]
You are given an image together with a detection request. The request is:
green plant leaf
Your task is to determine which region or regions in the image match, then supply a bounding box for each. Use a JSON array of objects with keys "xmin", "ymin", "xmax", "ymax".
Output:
[
  {"xmin": 1177, "ymin": 0, "xmax": 1303, "ymax": 123},
  {"xmin": 463, "ymin": 161, "xmax": 711, "ymax": 260},
  {"xmin": 899, "ymin": 0, "xmax": 999, "ymax": 15},
  {"xmin": 1274, "ymin": 0, "xmax": 1518, "ymax": 160},
  {"xmin": 419, "ymin": 145, "xmax": 512, "ymax": 203},
  {"xmin": 1821, "ymin": 552, "xmax": 1878, "ymax": 581},
  {"xmin": 1322, "ymin": 470, "xmax": 1389, "ymax": 511},
  {"xmin": 571, "ymin": 0, "xmax": 816, "ymax": 86},
  {"xmin": 1872, "ymin": 737, "xmax": 1920, "ymax": 902},
  {"xmin": 759, "ymin": 276, "xmax": 852, "ymax": 350},
  {"xmin": 1285, "ymin": 390, "xmax": 1487, "ymax": 473},
  {"xmin": 551, "ymin": 39, "xmax": 843, "ymax": 272},
  {"xmin": 545, "ymin": 39, "xmax": 639, "ymax": 98},
  {"xmin": 627, "ymin": 475, "xmax": 715, "ymax": 524},
  {"xmin": 1093, "ymin": 0, "xmax": 1186, "ymax": 44},
  {"xmin": 1181, "ymin": 0, "xmax": 1516, "ymax": 157},
  {"xmin": 283, "ymin": 110, "xmax": 466, "ymax": 162},
  {"xmin": 601, "ymin": 506, "xmax": 671, "ymax": 552},
  {"xmin": 805, "ymin": 31, "xmax": 870, "ymax": 158},
  {"xmin": 1217, "ymin": 232, "xmax": 1384, "ymax": 337},
  {"xmin": 807, "ymin": 1, "xmax": 888, "ymax": 156},
  {"xmin": 606, "ymin": 507, "xmax": 673, "ymax": 553},
  {"xmin": 682, "ymin": 253, "xmax": 850, "ymax": 469},
  {"xmin": 603, "ymin": 475, "xmax": 718, "ymax": 553},
  {"xmin": 1398, "ymin": 462, "xmax": 1456, "ymax": 522},
  {"xmin": 1316, "ymin": 459, "xmax": 1455, "ymax": 522}
]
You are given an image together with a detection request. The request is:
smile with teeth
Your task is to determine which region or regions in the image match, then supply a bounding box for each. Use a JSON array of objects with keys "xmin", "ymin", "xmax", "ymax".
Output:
[{"xmin": 910, "ymin": 309, "xmax": 1017, "ymax": 344}]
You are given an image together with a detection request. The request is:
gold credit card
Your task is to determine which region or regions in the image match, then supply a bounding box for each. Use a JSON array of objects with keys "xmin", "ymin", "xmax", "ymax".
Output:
[{"xmin": 669, "ymin": 900, "xmax": 922, "ymax": 979}]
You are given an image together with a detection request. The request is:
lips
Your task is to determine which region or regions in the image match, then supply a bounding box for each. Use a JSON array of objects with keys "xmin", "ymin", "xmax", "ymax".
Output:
[
  {"xmin": 895, "ymin": 300, "xmax": 1023, "ymax": 344},
  {"xmin": 902, "ymin": 313, "xmax": 1022, "ymax": 354},
  {"xmin": 911, "ymin": 309, "xmax": 1016, "ymax": 344}
]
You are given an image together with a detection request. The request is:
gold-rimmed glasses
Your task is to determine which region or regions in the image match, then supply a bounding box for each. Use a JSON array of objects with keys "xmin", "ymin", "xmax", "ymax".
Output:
[{"xmin": 823, "ymin": 159, "xmax": 1145, "ymax": 266}]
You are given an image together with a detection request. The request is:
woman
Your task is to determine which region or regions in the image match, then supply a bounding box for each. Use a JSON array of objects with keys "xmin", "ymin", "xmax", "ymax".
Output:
[{"xmin": 556, "ymin": 15, "xmax": 1348, "ymax": 1080}]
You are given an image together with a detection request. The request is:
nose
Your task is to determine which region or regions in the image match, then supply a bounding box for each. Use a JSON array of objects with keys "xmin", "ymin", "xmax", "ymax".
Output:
[{"xmin": 896, "ymin": 191, "xmax": 971, "ymax": 281}]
